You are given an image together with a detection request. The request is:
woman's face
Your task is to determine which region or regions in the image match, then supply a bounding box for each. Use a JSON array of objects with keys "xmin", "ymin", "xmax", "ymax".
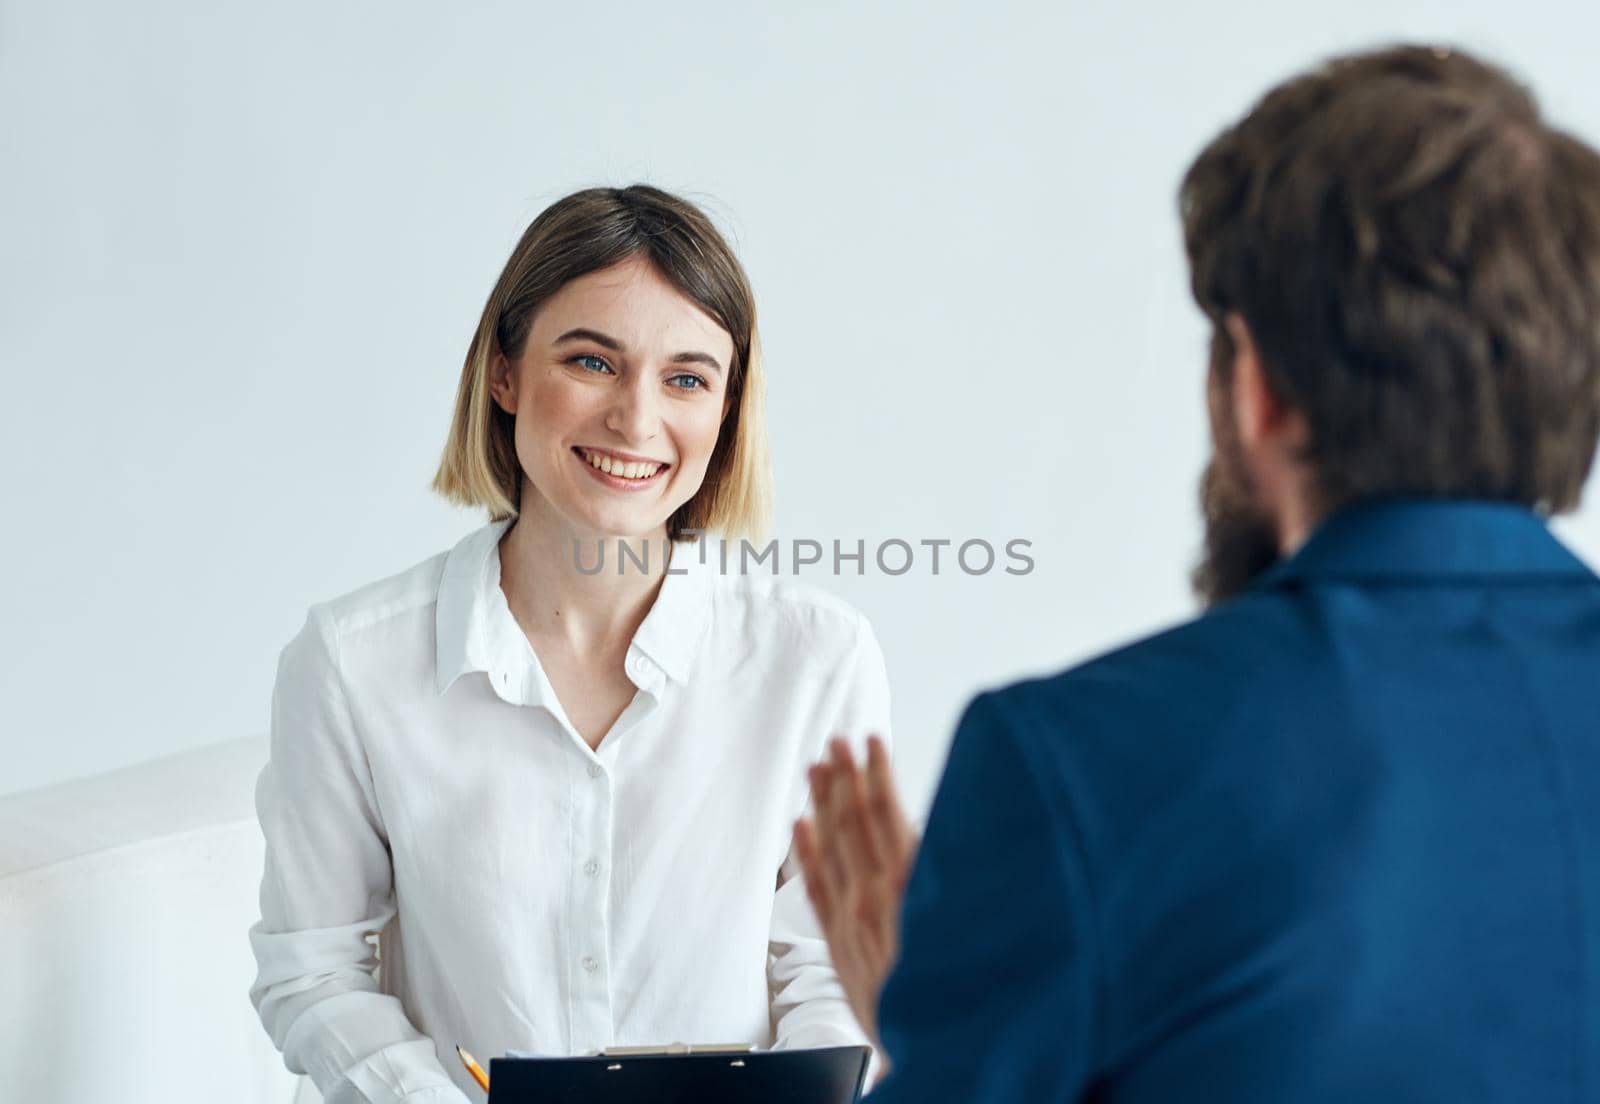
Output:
[{"xmin": 490, "ymin": 255, "xmax": 734, "ymax": 540}]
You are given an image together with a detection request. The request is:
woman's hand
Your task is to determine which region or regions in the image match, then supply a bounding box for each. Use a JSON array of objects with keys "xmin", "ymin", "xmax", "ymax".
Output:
[{"xmin": 792, "ymin": 735, "xmax": 918, "ymax": 1055}]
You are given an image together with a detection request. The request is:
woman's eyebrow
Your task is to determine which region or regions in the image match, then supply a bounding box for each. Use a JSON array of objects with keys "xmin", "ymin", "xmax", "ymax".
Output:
[
  {"xmin": 555, "ymin": 327, "xmax": 624, "ymax": 350},
  {"xmin": 555, "ymin": 327, "xmax": 726, "ymax": 377},
  {"xmin": 670, "ymin": 351, "xmax": 726, "ymax": 377}
]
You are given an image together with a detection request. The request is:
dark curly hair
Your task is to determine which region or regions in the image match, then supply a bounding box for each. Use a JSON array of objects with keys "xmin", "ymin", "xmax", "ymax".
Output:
[{"xmin": 1182, "ymin": 45, "xmax": 1600, "ymax": 515}]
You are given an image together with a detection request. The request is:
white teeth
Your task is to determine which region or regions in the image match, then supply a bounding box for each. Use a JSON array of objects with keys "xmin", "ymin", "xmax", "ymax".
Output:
[{"xmin": 583, "ymin": 450, "xmax": 661, "ymax": 480}]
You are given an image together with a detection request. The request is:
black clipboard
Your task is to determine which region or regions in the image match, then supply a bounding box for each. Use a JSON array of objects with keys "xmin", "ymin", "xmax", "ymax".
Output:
[{"xmin": 486, "ymin": 1044, "xmax": 870, "ymax": 1103}]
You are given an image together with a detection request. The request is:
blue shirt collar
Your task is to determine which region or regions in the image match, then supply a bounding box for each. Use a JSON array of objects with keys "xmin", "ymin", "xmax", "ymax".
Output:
[{"xmin": 1260, "ymin": 497, "xmax": 1595, "ymax": 588}]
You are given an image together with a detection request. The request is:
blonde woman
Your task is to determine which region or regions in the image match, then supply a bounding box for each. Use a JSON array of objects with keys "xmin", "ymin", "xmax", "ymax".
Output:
[{"xmin": 248, "ymin": 186, "xmax": 888, "ymax": 1103}]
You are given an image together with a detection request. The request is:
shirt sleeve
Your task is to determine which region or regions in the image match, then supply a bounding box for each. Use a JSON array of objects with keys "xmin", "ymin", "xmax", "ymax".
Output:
[
  {"xmin": 865, "ymin": 690, "xmax": 1098, "ymax": 1103},
  {"xmin": 767, "ymin": 612, "xmax": 893, "ymax": 1071},
  {"xmin": 248, "ymin": 605, "xmax": 471, "ymax": 1104}
]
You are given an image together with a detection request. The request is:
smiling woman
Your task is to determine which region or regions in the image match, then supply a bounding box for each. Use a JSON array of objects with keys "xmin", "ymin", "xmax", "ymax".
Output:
[
  {"xmin": 434, "ymin": 185, "xmax": 770, "ymax": 541},
  {"xmin": 491, "ymin": 256, "xmax": 737, "ymax": 535},
  {"xmin": 247, "ymin": 186, "xmax": 890, "ymax": 1104}
]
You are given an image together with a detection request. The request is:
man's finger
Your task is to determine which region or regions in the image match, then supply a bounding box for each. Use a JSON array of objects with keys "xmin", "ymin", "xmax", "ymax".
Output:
[
  {"xmin": 811, "ymin": 761, "xmax": 852, "ymax": 899},
  {"xmin": 865, "ymin": 735, "xmax": 915, "ymax": 867},
  {"xmin": 824, "ymin": 741, "xmax": 857, "ymax": 843},
  {"xmin": 857, "ymin": 735, "xmax": 898, "ymax": 869},
  {"xmin": 828, "ymin": 739, "xmax": 884, "ymax": 875},
  {"xmin": 792, "ymin": 817, "xmax": 834, "ymax": 920},
  {"xmin": 844, "ymin": 751, "xmax": 886, "ymax": 876}
]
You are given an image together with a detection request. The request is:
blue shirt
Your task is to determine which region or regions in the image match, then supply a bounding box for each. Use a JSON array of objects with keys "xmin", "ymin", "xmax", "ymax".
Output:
[{"xmin": 870, "ymin": 499, "xmax": 1599, "ymax": 1103}]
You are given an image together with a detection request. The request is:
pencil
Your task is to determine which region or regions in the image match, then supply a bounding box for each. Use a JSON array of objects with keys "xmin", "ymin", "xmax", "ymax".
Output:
[{"xmin": 456, "ymin": 1045, "xmax": 490, "ymax": 1093}]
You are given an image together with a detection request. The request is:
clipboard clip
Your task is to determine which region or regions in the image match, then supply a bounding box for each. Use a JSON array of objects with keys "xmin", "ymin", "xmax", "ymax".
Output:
[{"xmin": 596, "ymin": 1043, "xmax": 756, "ymax": 1057}]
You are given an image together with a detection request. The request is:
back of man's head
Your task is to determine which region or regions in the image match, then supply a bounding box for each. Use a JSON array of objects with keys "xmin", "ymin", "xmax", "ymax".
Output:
[{"xmin": 1182, "ymin": 45, "xmax": 1600, "ymax": 517}]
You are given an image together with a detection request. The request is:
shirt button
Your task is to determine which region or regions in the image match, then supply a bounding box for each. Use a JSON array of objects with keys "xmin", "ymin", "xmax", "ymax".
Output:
[
  {"xmin": 587, "ymin": 763, "xmax": 603, "ymax": 779},
  {"xmin": 581, "ymin": 955, "xmax": 599, "ymax": 973},
  {"xmin": 583, "ymin": 859, "xmax": 600, "ymax": 876}
]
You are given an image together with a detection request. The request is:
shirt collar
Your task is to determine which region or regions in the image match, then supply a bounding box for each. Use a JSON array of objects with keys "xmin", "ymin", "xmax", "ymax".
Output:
[
  {"xmin": 434, "ymin": 519, "xmax": 517, "ymax": 696},
  {"xmin": 629, "ymin": 536, "xmax": 717, "ymax": 684},
  {"xmin": 434, "ymin": 521, "xmax": 716, "ymax": 696},
  {"xmin": 1259, "ymin": 497, "xmax": 1595, "ymax": 589}
]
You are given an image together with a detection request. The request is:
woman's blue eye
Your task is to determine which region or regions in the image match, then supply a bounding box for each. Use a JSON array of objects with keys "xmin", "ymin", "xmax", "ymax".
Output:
[
  {"xmin": 669, "ymin": 374, "xmax": 707, "ymax": 391},
  {"xmin": 573, "ymin": 354, "xmax": 613, "ymax": 374}
]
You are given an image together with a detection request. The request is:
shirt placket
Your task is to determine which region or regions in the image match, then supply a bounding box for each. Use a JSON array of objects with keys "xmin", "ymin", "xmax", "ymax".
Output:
[{"xmin": 568, "ymin": 751, "xmax": 615, "ymax": 1053}]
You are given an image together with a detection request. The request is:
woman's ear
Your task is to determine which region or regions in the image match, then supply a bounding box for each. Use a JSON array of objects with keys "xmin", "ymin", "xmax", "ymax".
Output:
[{"xmin": 489, "ymin": 352, "xmax": 518, "ymax": 415}]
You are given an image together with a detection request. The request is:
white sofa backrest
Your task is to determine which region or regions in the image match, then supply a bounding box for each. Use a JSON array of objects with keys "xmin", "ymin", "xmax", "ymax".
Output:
[{"xmin": 0, "ymin": 737, "xmax": 305, "ymax": 1104}]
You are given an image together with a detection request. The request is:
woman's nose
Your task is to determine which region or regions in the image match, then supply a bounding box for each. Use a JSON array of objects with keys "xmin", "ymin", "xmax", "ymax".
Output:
[{"xmin": 604, "ymin": 376, "xmax": 660, "ymax": 443}]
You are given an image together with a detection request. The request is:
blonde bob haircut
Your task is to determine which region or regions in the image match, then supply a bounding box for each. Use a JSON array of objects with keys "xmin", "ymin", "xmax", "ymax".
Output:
[{"xmin": 432, "ymin": 184, "xmax": 772, "ymax": 542}]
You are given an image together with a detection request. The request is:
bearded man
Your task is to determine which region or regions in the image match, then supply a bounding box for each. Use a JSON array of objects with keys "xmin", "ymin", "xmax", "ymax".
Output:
[{"xmin": 797, "ymin": 44, "xmax": 1600, "ymax": 1103}]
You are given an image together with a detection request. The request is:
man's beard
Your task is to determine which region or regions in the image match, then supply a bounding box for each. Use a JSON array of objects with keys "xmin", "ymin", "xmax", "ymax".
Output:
[{"xmin": 1191, "ymin": 429, "xmax": 1282, "ymax": 609}]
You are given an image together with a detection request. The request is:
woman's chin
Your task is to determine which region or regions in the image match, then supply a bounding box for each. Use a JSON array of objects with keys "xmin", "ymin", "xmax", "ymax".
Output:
[
  {"xmin": 525, "ymin": 479, "xmax": 681, "ymax": 544},
  {"xmin": 569, "ymin": 503, "xmax": 673, "ymax": 543}
]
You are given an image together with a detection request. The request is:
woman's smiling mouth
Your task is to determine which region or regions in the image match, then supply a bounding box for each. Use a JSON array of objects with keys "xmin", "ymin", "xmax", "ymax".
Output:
[{"xmin": 574, "ymin": 446, "xmax": 670, "ymax": 489}]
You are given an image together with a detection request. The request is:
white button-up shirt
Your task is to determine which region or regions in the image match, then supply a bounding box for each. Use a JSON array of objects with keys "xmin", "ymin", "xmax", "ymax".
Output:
[{"xmin": 249, "ymin": 520, "xmax": 890, "ymax": 1103}]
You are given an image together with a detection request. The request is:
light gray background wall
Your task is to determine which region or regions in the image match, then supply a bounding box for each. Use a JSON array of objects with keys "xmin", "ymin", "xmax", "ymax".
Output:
[{"xmin": 4, "ymin": 1, "xmax": 1598, "ymax": 810}]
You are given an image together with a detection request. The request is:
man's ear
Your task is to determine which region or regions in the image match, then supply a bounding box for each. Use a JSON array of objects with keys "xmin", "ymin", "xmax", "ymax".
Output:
[
  {"xmin": 1225, "ymin": 313, "xmax": 1307, "ymax": 453},
  {"xmin": 489, "ymin": 352, "xmax": 518, "ymax": 415}
]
